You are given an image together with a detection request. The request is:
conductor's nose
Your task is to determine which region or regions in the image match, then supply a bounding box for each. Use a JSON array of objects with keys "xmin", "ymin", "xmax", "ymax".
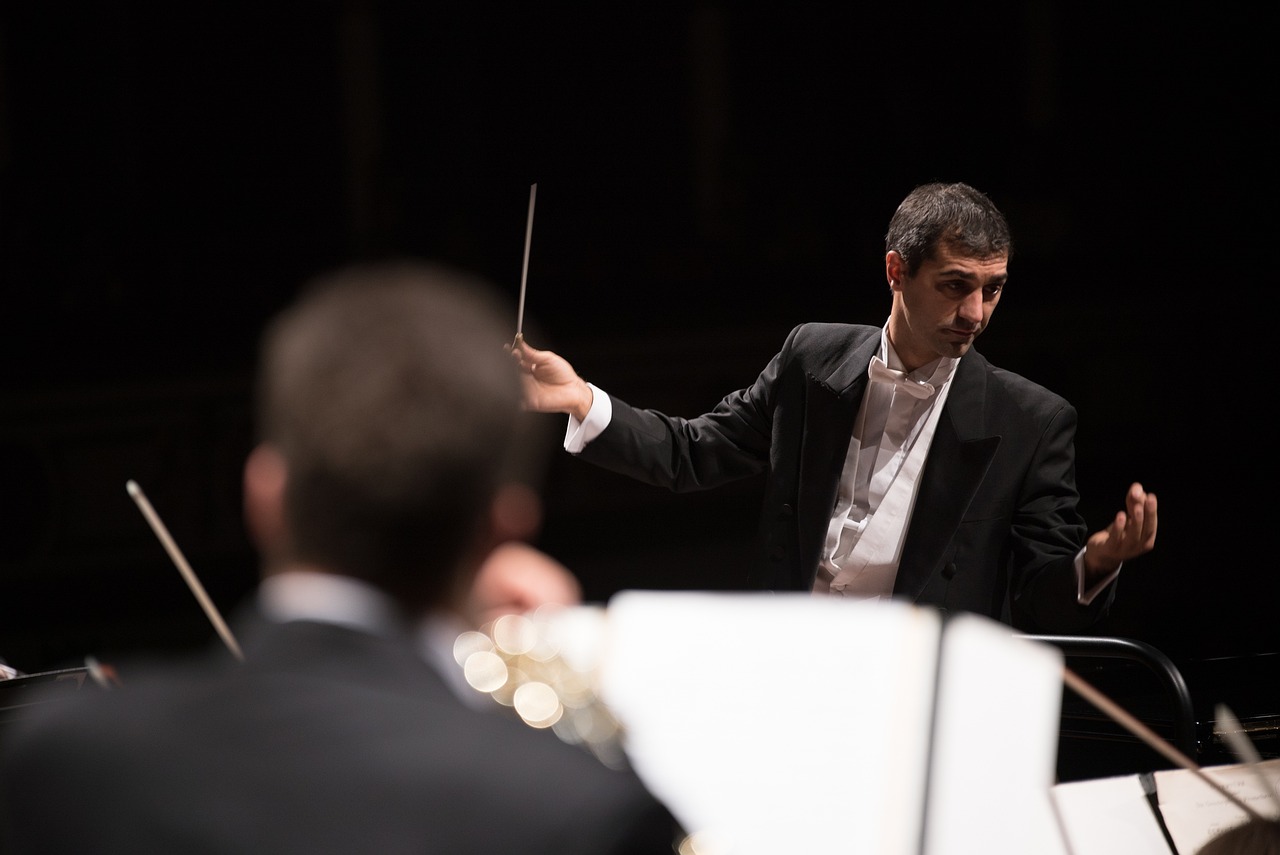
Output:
[{"xmin": 958, "ymin": 290, "xmax": 985, "ymax": 326}]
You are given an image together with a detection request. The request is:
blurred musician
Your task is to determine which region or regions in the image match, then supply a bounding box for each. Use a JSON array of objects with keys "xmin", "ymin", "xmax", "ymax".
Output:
[{"xmin": 0, "ymin": 262, "xmax": 680, "ymax": 854}]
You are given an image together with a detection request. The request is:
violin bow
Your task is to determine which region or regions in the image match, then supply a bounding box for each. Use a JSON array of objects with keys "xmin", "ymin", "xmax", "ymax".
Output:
[
  {"xmin": 126, "ymin": 480, "xmax": 245, "ymax": 661},
  {"xmin": 1062, "ymin": 666, "xmax": 1264, "ymax": 820}
]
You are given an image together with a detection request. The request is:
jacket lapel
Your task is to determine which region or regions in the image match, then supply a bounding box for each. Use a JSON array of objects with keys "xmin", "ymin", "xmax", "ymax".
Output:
[
  {"xmin": 894, "ymin": 350, "xmax": 1001, "ymax": 601},
  {"xmin": 795, "ymin": 335, "xmax": 880, "ymax": 571}
]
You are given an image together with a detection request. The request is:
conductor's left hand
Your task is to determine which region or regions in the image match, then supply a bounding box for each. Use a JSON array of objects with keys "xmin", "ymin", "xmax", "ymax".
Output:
[{"xmin": 1082, "ymin": 482, "xmax": 1159, "ymax": 585}]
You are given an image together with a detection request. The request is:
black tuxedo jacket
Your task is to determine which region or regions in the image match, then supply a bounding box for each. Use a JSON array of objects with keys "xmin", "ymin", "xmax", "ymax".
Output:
[
  {"xmin": 580, "ymin": 322, "xmax": 1113, "ymax": 633},
  {"xmin": 0, "ymin": 611, "xmax": 680, "ymax": 854}
]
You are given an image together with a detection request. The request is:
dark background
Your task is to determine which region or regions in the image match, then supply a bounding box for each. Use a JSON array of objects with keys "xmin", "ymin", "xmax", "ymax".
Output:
[{"xmin": 0, "ymin": 3, "xmax": 1273, "ymax": 696}]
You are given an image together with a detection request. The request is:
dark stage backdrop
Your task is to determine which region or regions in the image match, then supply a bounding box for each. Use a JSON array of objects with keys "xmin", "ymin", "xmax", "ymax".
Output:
[{"xmin": 0, "ymin": 5, "xmax": 1273, "ymax": 687}]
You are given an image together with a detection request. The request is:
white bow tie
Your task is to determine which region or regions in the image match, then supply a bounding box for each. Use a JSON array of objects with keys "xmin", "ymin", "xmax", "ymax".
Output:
[{"xmin": 867, "ymin": 356, "xmax": 935, "ymax": 400}]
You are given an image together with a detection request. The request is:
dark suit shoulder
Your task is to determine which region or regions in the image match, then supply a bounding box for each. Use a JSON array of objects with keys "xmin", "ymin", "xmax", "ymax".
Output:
[
  {"xmin": 785, "ymin": 322, "xmax": 879, "ymax": 352},
  {"xmin": 440, "ymin": 709, "xmax": 681, "ymax": 852},
  {"xmin": 778, "ymin": 322, "xmax": 879, "ymax": 373},
  {"xmin": 0, "ymin": 631, "xmax": 681, "ymax": 855},
  {"xmin": 950, "ymin": 352, "xmax": 1080, "ymax": 453},
  {"xmin": 982, "ymin": 358, "xmax": 1073, "ymax": 417}
]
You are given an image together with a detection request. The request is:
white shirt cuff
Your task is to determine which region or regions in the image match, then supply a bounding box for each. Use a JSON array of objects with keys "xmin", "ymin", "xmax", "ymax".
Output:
[
  {"xmin": 1075, "ymin": 547, "xmax": 1121, "ymax": 605},
  {"xmin": 564, "ymin": 382, "xmax": 612, "ymax": 453}
]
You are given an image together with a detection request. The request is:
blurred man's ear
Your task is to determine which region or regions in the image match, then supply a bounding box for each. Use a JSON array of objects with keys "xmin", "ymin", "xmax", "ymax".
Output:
[
  {"xmin": 489, "ymin": 482, "xmax": 543, "ymax": 544},
  {"xmin": 446, "ymin": 482, "xmax": 548, "ymax": 622},
  {"xmin": 243, "ymin": 443, "xmax": 289, "ymax": 563}
]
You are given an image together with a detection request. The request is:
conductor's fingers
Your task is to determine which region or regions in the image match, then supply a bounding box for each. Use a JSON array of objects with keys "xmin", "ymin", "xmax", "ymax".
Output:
[{"xmin": 1138, "ymin": 491, "xmax": 1158, "ymax": 548}]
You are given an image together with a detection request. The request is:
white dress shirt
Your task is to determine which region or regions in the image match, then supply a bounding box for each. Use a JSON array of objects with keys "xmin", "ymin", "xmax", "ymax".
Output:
[
  {"xmin": 259, "ymin": 570, "xmax": 406, "ymax": 634},
  {"xmin": 812, "ymin": 327, "xmax": 957, "ymax": 598}
]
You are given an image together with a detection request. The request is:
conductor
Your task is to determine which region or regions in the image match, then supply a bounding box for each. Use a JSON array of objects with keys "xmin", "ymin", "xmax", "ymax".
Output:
[{"xmin": 513, "ymin": 181, "xmax": 1158, "ymax": 633}]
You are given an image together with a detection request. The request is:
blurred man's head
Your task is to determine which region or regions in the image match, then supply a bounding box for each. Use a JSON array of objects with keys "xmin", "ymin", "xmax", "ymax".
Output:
[{"xmin": 244, "ymin": 261, "xmax": 522, "ymax": 614}]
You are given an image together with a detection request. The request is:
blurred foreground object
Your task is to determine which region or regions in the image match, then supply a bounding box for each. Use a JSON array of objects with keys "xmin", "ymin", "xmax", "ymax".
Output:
[
  {"xmin": 462, "ymin": 591, "xmax": 1280, "ymax": 854},
  {"xmin": 464, "ymin": 591, "xmax": 1068, "ymax": 855}
]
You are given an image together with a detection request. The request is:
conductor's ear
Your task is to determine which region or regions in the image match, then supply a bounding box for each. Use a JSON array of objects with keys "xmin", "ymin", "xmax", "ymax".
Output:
[
  {"xmin": 886, "ymin": 251, "xmax": 906, "ymax": 291},
  {"xmin": 243, "ymin": 443, "xmax": 289, "ymax": 560}
]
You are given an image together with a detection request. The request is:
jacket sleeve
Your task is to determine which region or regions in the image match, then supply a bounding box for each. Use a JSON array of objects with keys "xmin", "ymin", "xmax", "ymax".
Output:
[
  {"xmin": 1007, "ymin": 401, "xmax": 1115, "ymax": 633},
  {"xmin": 575, "ymin": 328, "xmax": 803, "ymax": 493}
]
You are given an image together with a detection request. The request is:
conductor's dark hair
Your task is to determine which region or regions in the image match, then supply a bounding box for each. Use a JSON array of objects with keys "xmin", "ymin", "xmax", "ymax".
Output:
[
  {"xmin": 255, "ymin": 261, "xmax": 521, "ymax": 611},
  {"xmin": 885, "ymin": 182, "xmax": 1012, "ymax": 276}
]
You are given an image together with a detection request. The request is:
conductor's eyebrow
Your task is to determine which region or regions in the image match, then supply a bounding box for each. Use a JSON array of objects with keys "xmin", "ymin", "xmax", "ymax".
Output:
[{"xmin": 936, "ymin": 266, "xmax": 1007, "ymax": 285}]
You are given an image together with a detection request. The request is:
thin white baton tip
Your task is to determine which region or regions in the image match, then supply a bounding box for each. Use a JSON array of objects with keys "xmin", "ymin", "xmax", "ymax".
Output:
[
  {"xmin": 516, "ymin": 182, "xmax": 536, "ymax": 339},
  {"xmin": 126, "ymin": 480, "xmax": 245, "ymax": 661}
]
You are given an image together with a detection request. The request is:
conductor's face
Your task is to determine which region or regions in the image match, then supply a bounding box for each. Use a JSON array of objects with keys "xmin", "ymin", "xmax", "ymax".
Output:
[{"xmin": 886, "ymin": 245, "xmax": 1008, "ymax": 371}]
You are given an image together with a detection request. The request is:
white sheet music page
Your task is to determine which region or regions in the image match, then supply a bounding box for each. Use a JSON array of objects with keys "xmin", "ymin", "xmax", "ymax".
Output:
[
  {"xmin": 600, "ymin": 591, "xmax": 941, "ymax": 855},
  {"xmin": 1154, "ymin": 757, "xmax": 1280, "ymax": 854},
  {"xmin": 1051, "ymin": 774, "xmax": 1174, "ymax": 854},
  {"xmin": 923, "ymin": 615, "xmax": 1068, "ymax": 855}
]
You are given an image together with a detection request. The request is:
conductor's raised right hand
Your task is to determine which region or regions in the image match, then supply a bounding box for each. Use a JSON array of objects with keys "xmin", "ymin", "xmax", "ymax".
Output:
[{"xmin": 509, "ymin": 340, "xmax": 595, "ymax": 421}]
